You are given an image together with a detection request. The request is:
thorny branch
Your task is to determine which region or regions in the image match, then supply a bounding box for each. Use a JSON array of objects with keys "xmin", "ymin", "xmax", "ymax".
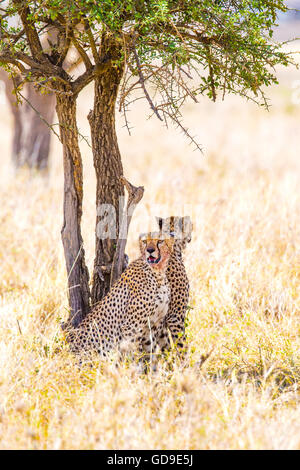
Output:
[
  {"xmin": 132, "ymin": 47, "xmax": 163, "ymax": 122},
  {"xmin": 119, "ymin": 53, "xmax": 203, "ymax": 150}
]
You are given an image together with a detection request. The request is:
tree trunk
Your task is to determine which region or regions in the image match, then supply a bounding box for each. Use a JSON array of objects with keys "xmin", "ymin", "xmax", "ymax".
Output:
[
  {"xmin": 110, "ymin": 177, "xmax": 144, "ymax": 287},
  {"xmin": 0, "ymin": 70, "xmax": 55, "ymax": 170},
  {"xmin": 88, "ymin": 34, "xmax": 125, "ymax": 305},
  {"xmin": 56, "ymin": 93, "xmax": 90, "ymax": 327}
]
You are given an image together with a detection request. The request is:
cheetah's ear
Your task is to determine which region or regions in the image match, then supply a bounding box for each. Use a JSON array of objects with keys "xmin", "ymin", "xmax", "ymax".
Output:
[{"xmin": 155, "ymin": 216, "xmax": 163, "ymax": 230}]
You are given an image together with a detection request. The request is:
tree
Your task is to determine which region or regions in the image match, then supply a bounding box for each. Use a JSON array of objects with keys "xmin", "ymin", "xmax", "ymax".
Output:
[
  {"xmin": 0, "ymin": 69, "xmax": 55, "ymax": 170},
  {"xmin": 0, "ymin": 1, "xmax": 293, "ymax": 326}
]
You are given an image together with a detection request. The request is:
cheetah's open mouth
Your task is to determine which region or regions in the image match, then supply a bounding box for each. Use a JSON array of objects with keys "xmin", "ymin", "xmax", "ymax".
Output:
[{"xmin": 147, "ymin": 255, "xmax": 161, "ymax": 264}]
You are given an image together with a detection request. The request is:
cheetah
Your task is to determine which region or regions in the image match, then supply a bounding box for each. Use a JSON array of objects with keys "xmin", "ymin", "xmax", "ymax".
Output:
[
  {"xmin": 66, "ymin": 232, "xmax": 175, "ymax": 359},
  {"xmin": 154, "ymin": 216, "xmax": 193, "ymax": 353}
]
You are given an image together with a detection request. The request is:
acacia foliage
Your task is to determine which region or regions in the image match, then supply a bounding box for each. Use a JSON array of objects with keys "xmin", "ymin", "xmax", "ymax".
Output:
[{"xmin": 0, "ymin": 1, "xmax": 293, "ymax": 145}]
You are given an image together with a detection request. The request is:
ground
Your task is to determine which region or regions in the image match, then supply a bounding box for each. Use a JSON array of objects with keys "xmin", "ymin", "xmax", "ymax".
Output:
[{"xmin": 0, "ymin": 43, "xmax": 299, "ymax": 449}]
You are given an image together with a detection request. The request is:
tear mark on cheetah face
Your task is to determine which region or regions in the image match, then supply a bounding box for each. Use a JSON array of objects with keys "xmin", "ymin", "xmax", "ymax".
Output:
[{"xmin": 139, "ymin": 231, "xmax": 175, "ymax": 272}]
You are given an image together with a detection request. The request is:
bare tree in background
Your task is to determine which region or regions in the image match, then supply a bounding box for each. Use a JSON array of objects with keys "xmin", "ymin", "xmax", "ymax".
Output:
[{"xmin": 0, "ymin": 72, "xmax": 55, "ymax": 171}]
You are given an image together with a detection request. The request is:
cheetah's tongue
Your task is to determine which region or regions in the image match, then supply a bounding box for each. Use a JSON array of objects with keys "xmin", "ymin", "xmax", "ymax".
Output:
[{"xmin": 147, "ymin": 255, "xmax": 161, "ymax": 264}]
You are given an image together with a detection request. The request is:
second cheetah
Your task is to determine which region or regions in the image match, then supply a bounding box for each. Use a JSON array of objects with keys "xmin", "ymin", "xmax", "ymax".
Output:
[{"xmin": 154, "ymin": 216, "xmax": 193, "ymax": 353}]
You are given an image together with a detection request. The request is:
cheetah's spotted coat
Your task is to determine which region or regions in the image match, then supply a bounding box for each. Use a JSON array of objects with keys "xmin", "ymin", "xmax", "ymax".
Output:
[
  {"xmin": 155, "ymin": 216, "xmax": 193, "ymax": 352},
  {"xmin": 66, "ymin": 233, "xmax": 175, "ymax": 358}
]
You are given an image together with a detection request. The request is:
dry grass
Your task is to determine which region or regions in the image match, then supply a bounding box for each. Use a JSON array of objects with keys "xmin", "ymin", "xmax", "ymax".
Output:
[{"xmin": 0, "ymin": 56, "xmax": 299, "ymax": 449}]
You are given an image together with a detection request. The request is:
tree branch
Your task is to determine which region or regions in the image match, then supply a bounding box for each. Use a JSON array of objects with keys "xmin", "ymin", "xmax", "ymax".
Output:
[
  {"xmin": 70, "ymin": 31, "xmax": 92, "ymax": 70},
  {"xmin": 0, "ymin": 48, "xmax": 73, "ymax": 95},
  {"xmin": 72, "ymin": 57, "xmax": 112, "ymax": 95},
  {"xmin": 0, "ymin": 54, "xmax": 26, "ymax": 74},
  {"xmin": 17, "ymin": 3, "xmax": 47, "ymax": 62},
  {"xmin": 132, "ymin": 47, "xmax": 163, "ymax": 121},
  {"xmin": 84, "ymin": 19, "xmax": 100, "ymax": 65}
]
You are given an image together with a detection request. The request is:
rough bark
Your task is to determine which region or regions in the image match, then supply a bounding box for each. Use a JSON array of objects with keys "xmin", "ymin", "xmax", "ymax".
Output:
[
  {"xmin": 88, "ymin": 34, "xmax": 125, "ymax": 305},
  {"xmin": 0, "ymin": 70, "xmax": 55, "ymax": 170},
  {"xmin": 56, "ymin": 92, "xmax": 90, "ymax": 327}
]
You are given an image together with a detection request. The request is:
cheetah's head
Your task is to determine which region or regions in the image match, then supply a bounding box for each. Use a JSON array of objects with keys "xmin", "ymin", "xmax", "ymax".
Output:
[
  {"xmin": 156, "ymin": 216, "xmax": 193, "ymax": 248},
  {"xmin": 139, "ymin": 232, "xmax": 175, "ymax": 272}
]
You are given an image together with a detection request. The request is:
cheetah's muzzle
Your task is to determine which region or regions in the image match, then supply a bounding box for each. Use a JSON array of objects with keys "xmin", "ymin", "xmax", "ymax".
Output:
[{"xmin": 147, "ymin": 254, "xmax": 161, "ymax": 264}]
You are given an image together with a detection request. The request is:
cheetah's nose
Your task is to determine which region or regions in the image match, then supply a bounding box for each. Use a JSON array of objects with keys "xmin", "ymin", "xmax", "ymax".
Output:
[{"xmin": 147, "ymin": 247, "xmax": 155, "ymax": 254}]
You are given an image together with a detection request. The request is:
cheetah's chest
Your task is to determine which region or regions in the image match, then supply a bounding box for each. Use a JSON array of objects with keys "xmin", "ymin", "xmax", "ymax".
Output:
[{"xmin": 152, "ymin": 284, "xmax": 170, "ymax": 325}]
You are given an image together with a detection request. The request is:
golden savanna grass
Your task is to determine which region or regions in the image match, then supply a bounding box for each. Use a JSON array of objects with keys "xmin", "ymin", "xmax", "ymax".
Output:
[{"xmin": 0, "ymin": 48, "xmax": 299, "ymax": 449}]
